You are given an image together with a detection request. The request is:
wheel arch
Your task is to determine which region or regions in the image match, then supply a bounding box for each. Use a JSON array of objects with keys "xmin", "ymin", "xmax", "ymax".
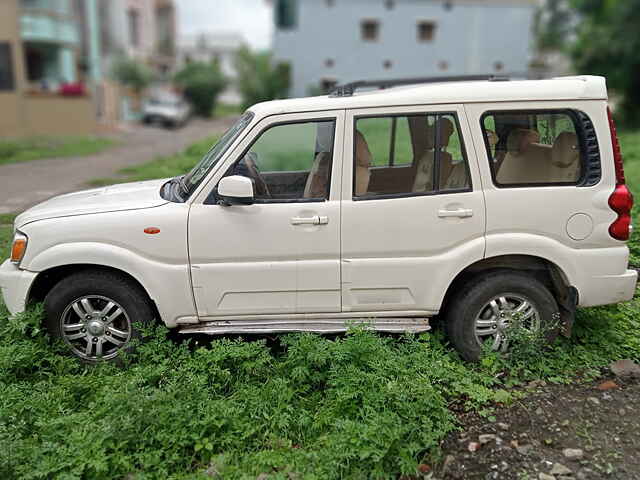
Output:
[
  {"xmin": 440, "ymin": 254, "xmax": 576, "ymax": 324},
  {"xmin": 28, "ymin": 264, "xmax": 161, "ymax": 321}
]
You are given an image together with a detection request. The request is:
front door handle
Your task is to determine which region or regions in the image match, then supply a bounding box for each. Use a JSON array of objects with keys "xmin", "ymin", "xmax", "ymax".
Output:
[
  {"xmin": 291, "ymin": 215, "xmax": 329, "ymax": 225},
  {"xmin": 438, "ymin": 208, "xmax": 473, "ymax": 218}
]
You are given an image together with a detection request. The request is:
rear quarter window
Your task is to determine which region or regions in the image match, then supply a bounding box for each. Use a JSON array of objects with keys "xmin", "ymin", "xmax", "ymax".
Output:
[{"xmin": 481, "ymin": 110, "xmax": 601, "ymax": 187}]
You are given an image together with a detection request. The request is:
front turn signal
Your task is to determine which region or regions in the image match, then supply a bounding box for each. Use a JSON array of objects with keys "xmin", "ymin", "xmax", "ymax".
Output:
[{"xmin": 10, "ymin": 232, "xmax": 28, "ymax": 265}]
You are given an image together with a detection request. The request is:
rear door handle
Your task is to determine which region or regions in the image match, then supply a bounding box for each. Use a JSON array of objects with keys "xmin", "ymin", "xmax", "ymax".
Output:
[
  {"xmin": 291, "ymin": 215, "xmax": 329, "ymax": 225},
  {"xmin": 438, "ymin": 208, "xmax": 473, "ymax": 218}
]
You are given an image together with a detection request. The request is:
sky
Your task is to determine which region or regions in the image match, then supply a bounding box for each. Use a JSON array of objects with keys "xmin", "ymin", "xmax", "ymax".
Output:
[{"xmin": 177, "ymin": 0, "xmax": 274, "ymax": 50}]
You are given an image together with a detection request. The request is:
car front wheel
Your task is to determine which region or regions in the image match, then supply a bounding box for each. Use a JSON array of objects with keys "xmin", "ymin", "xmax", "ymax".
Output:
[{"xmin": 44, "ymin": 270, "xmax": 155, "ymax": 362}]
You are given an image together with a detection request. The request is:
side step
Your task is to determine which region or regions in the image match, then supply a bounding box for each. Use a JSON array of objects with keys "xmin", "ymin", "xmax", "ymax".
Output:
[{"xmin": 179, "ymin": 317, "xmax": 431, "ymax": 335}]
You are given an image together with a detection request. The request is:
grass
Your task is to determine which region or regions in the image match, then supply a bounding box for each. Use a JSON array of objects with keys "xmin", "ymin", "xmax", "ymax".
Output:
[
  {"xmin": 89, "ymin": 136, "xmax": 219, "ymax": 187},
  {"xmin": 0, "ymin": 136, "xmax": 117, "ymax": 166},
  {"xmin": 2, "ymin": 130, "xmax": 640, "ymax": 478}
]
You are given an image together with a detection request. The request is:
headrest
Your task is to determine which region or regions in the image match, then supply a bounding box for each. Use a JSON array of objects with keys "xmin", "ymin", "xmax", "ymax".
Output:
[
  {"xmin": 551, "ymin": 132, "xmax": 579, "ymax": 168},
  {"xmin": 506, "ymin": 129, "xmax": 540, "ymax": 154},
  {"xmin": 355, "ymin": 130, "xmax": 372, "ymax": 167},
  {"xmin": 425, "ymin": 118, "xmax": 454, "ymax": 150},
  {"xmin": 485, "ymin": 129, "xmax": 498, "ymax": 148}
]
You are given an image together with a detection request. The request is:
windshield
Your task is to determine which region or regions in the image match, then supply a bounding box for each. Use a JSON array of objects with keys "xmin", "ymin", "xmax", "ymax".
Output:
[{"xmin": 183, "ymin": 111, "xmax": 254, "ymax": 193}]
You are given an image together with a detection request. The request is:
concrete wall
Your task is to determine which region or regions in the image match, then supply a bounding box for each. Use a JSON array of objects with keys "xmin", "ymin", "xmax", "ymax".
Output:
[
  {"xmin": 0, "ymin": 0, "xmax": 27, "ymax": 137},
  {"xmin": 24, "ymin": 95, "xmax": 96, "ymax": 135},
  {"xmin": 273, "ymin": 0, "xmax": 537, "ymax": 97}
]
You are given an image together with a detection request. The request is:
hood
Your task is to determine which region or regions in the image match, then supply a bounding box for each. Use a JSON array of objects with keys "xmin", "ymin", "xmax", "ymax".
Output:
[{"xmin": 15, "ymin": 178, "xmax": 170, "ymax": 228}]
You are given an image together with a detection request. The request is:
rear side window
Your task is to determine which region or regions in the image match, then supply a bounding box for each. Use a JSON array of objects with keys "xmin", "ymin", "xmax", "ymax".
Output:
[
  {"xmin": 354, "ymin": 112, "xmax": 471, "ymax": 199},
  {"xmin": 482, "ymin": 110, "xmax": 588, "ymax": 187}
]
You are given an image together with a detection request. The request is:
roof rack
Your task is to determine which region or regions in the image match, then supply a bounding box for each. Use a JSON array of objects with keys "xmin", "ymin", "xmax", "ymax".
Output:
[{"xmin": 329, "ymin": 74, "xmax": 510, "ymax": 97}]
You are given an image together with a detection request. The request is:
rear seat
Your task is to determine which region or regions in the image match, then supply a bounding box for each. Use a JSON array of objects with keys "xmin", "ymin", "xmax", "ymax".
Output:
[{"xmin": 496, "ymin": 129, "xmax": 553, "ymax": 184}]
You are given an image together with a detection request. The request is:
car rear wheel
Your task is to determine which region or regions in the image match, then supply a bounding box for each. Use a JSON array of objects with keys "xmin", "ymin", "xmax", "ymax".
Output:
[
  {"xmin": 445, "ymin": 271, "xmax": 560, "ymax": 362},
  {"xmin": 44, "ymin": 270, "xmax": 155, "ymax": 362}
]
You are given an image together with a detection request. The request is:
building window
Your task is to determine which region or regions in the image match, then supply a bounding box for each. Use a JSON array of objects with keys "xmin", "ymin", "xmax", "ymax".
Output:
[
  {"xmin": 128, "ymin": 8, "xmax": 140, "ymax": 47},
  {"xmin": 385, "ymin": 0, "xmax": 395, "ymax": 9},
  {"xmin": 361, "ymin": 20, "xmax": 380, "ymax": 42},
  {"xmin": 383, "ymin": 59, "xmax": 392, "ymax": 70},
  {"xmin": 438, "ymin": 60, "xmax": 449, "ymax": 71},
  {"xmin": 417, "ymin": 21, "xmax": 436, "ymax": 42},
  {"xmin": 276, "ymin": 0, "xmax": 297, "ymax": 29},
  {"xmin": 444, "ymin": 0, "xmax": 454, "ymax": 11},
  {"xmin": 326, "ymin": 0, "xmax": 335, "ymax": 6},
  {"xmin": 0, "ymin": 43, "xmax": 15, "ymax": 91},
  {"xmin": 325, "ymin": 58, "xmax": 335, "ymax": 68},
  {"xmin": 494, "ymin": 61, "xmax": 504, "ymax": 72}
]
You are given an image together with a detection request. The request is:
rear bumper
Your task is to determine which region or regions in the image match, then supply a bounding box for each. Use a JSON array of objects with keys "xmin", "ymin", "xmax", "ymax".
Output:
[
  {"xmin": 578, "ymin": 268, "xmax": 638, "ymax": 307},
  {"xmin": 0, "ymin": 260, "xmax": 38, "ymax": 315}
]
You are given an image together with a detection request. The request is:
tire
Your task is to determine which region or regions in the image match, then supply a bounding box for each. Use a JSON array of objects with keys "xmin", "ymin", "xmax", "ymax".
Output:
[
  {"xmin": 44, "ymin": 270, "xmax": 155, "ymax": 363},
  {"xmin": 445, "ymin": 270, "xmax": 560, "ymax": 362}
]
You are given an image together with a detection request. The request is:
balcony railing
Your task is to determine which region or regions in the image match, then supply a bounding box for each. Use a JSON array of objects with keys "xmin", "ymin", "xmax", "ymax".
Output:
[{"xmin": 20, "ymin": 11, "xmax": 79, "ymax": 44}]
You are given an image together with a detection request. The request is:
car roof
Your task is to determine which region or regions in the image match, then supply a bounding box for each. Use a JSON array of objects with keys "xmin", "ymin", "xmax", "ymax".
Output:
[{"xmin": 249, "ymin": 76, "xmax": 607, "ymax": 117}]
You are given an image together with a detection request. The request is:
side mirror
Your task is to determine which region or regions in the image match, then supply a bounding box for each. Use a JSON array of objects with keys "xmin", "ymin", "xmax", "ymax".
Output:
[{"xmin": 217, "ymin": 175, "xmax": 255, "ymax": 205}]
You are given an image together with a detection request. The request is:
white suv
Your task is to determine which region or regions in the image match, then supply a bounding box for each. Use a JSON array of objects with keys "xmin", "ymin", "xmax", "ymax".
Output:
[{"xmin": 1, "ymin": 75, "xmax": 636, "ymax": 362}]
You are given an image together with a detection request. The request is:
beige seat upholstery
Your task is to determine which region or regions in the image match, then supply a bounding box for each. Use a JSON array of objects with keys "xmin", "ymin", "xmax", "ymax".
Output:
[
  {"xmin": 413, "ymin": 118, "xmax": 464, "ymax": 192},
  {"xmin": 549, "ymin": 132, "xmax": 581, "ymax": 182},
  {"xmin": 354, "ymin": 130, "xmax": 372, "ymax": 196},
  {"xmin": 303, "ymin": 152, "xmax": 332, "ymax": 198},
  {"xmin": 496, "ymin": 129, "xmax": 554, "ymax": 184}
]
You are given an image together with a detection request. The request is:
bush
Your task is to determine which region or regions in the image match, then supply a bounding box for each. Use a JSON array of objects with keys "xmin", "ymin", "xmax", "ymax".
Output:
[
  {"xmin": 111, "ymin": 57, "xmax": 154, "ymax": 94},
  {"xmin": 235, "ymin": 46, "xmax": 290, "ymax": 109},
  {"xmin": 174, "ymin": 62, "xmax": 227, "ymax": 118}
]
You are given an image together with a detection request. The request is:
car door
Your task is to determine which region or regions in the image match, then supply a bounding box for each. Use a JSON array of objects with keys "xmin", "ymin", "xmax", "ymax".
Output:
[
  {"xmin": 188, "ymin": 111, "xmax": 344, "ymax": 318},
  {"xmin": 341, "ymin": 105, "xmax": 486, "ymax": 314}
]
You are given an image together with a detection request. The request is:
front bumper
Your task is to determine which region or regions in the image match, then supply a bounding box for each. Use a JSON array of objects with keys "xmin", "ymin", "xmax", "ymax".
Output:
[{"xmin": 0, "ymin": 259, "xmax": 38, "ymax": 315}]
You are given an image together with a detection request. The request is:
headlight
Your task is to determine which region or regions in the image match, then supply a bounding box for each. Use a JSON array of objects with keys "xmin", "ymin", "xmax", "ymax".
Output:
[{"xmin": 10, "ymin": 232, "xmax": 28, "ymax": 265}]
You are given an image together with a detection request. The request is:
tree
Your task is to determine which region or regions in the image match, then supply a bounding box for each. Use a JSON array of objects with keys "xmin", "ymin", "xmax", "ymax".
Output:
[
  {"xmin": 234, "ymin": 47, "xmax": 290, "ymax": 110},
  {"xmin": 534, "ymin": 0, "xmax": 574, "ymax": 52},
  {"xmin": 572, "ymin": 0, "xmax": 640, "ymax": 125},
  {"xmin": 174, "ymin": 61, "xmax": 227, "ymax": 118},
  {"xmin": 111, "ymin": 57, "xmax": 153, "ymax": 94}
]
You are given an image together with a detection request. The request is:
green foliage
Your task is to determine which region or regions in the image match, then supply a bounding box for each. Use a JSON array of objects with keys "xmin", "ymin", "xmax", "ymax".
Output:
[
  {"xmin": 235, "ymin": 47, "xmax": 291, "ymax": 110},
  {"xmin": 534, "ymin": 0, "xmax": 574, "ymax": 52},
  {"xmin": 174, "ymin": 62, "xmax": 227, "ymax": 118},
  {"xmin": 572, "ymin": 0, "xmax": 640, "ymax": 125},
  {"xmin": 1, "ymin": 294, "xmax": 640, "ymax": 478},
  {"xmin": 0, "ymin": 137, "xmax": 116, "ymax": 166},
  {"xmin": 111, "ymin": 57, "xmax": 154, "ymax": 94}
]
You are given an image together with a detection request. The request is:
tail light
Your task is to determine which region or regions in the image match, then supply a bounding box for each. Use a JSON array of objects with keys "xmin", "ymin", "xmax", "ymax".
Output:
[{"xmin": 607, "ymin": 107, "xmax": 634, "ymax": 241}]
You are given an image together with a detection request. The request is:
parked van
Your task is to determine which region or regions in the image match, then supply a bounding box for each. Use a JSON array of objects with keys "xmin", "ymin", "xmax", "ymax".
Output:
[{"xmin": 1, "ymin": 75, "xmax": 636, "ymax": 362}]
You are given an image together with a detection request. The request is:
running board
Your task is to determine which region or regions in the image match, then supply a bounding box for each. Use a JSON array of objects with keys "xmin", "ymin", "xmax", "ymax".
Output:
[{"xmin": 179, "ymin": 317, "xmax": 431, "ymax": 335}]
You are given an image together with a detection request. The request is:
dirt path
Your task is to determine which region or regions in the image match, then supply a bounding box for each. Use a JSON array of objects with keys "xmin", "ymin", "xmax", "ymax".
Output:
[
  {"xmin": 0, "ymin": 117, "xmax": 237, "ymax": 214},
  {"xmin": 434, "ymin": 376, "xmax": 640, "ymax": 479}
]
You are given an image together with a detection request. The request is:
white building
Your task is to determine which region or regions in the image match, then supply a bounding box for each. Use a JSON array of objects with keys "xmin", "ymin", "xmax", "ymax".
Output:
[{"xmin": 272, "ymin": 0, "xmax": 538, "ymax": 97}]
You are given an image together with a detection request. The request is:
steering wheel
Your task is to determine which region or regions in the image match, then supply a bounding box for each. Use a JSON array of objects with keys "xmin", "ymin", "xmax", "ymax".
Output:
[{"xmin": 243, "ymin": 153, "xmax": 271, "ymax": 198}]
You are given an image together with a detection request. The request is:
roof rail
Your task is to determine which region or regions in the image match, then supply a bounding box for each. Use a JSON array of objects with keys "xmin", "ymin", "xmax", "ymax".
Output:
[{"xmin": 329, "ymin": 74, "xmax": 510, "ymax": 97}]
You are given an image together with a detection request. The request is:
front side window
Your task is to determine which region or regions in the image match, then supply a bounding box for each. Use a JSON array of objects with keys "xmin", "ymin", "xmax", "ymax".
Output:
[
  {"xmin": 354, "ymin": 113, "xmax": 471, "ymax": 199},
  {"xmin": 482, "ymin": 110, "xmax": 586, "ymax": 186},
  {"xmin": 226, "ymin": 120, "xmax": 336, "ymax": 202},
  {"xmin": 0, "ymin": 43, "xmax": 15, "ymax": 91}
]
